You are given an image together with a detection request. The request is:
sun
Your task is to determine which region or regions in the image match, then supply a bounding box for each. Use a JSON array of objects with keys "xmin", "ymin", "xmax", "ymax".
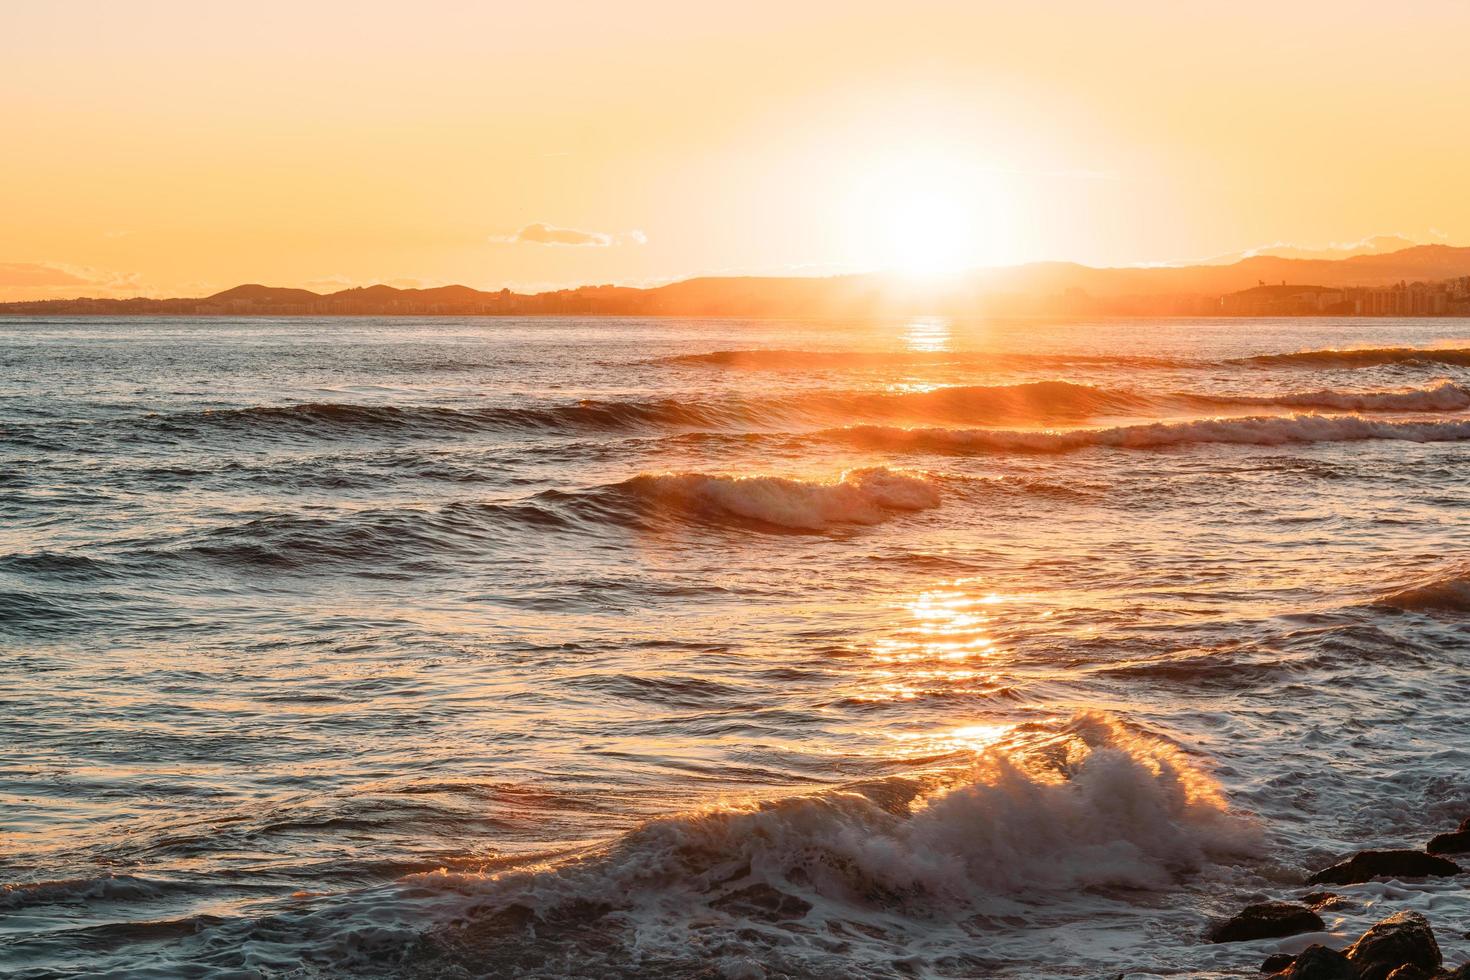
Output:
[
  {"xmin": 879, "ymin": 185, "xmax": 974, "ymax": 278},
  {"xmin": 850, "ymin": 150, "xmax": 1012, "ymax": 279}
]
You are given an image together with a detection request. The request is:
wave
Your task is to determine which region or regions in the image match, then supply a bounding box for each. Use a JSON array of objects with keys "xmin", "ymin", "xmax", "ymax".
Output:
[
  {"xmin": 819, "ymin": 414, "xmax": 1470, "ymax": 454},
  {"xmin": 61, "ymin": 376, "xmax": 1470, "ymax": 453},
  {"xmin": 1189, "ymin": 380, "xmax": 1470, "ymax": 413},
  {"xmin": 147, "ymin": 468, "xmax": 944, "ymax": 571},
  {"xmin": 0, "ymin": 874, "xmax": 173, "ymax": 911},
  {"xmin": 616, "ymin": 467, "xmax": 942, "ymax": 530},
  {"xmin": 390, "ymin": 713, "xmax": 1259, "ymax": 976},
  {"xmin": 0, "ymin": 718, "xmax": 1255, "ymax": 978},
  {"xmin": 1378, "ymin": 567, "xmax": 1470, "ymax": 613},
  {"xmin": 1238, "ymin": 346, "xmax": 1470, "ymax": 369},
  {"xmin": 659, "ymin": 348, "xmax": 1194, "ymax": 370},
  {"xmin": 152, "ymin": 399, "xmax": 765, "ymax": 439}
]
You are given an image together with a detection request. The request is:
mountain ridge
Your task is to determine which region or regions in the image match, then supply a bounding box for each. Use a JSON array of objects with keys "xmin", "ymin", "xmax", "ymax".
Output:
[{"xmin": 6, "ymin": 244, "xmax": 1470, "ymax": 317}]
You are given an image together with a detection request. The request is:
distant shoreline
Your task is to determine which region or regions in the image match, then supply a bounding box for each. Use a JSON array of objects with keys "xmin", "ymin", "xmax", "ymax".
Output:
[
  {"xmin": 6, "ymin": 243, "xmax": 1470, "ymax": 318},
  {"xmin": 4, "ymin": 311, "xmax": 1470, "ymax": 320}
]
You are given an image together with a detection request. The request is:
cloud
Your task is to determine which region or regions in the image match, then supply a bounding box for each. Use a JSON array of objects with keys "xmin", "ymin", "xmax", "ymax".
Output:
[
  {"xmin": 493, "ymin": 223, "xmax": 646, "ymax": 247},
  {"xmin": 0, "ymin": 262, "xmax": 143, "ymax": 299},
  {"xmin": 1194, "ymin": 233, "xmax": 1437, "ymax": 267},
  {"xmin": 0, "ymin": 262, "xmax": 96, "ymax": 288}
]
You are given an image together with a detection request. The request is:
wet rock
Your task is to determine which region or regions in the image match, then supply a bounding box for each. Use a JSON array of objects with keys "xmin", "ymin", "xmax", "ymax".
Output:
[
  {"xmin": 1342, "ymin": 910, "xmax": 1441, "ymax": 980},
  {"xmin": 1261, "ymin": 952, "xmax": 1296, "ymax": 972},
  {"xmin": 1271, "ymin": 944, "xmax": 1353, "ymax": 979},
  {"xmin": 1382, "ymin": 966, "xmax": 1432, "ymax": 980},
  {"xmin": 1426, "ymin": 830, "xmax": 1470, "ymax": 855},
  {"xmin": 1307, "ymin": 850, "xmax": 1461, "ymax": 885},
  {"xmin": 1441, "ymin": 964, "xmax": 1470, "ymax": 979},
  {"xmin": 1301, "ymin": 891, "xmax": 1356, "ymax": 912},
  {"xmin": 1210, "ymin": 902, "xmax": 1325, "ymax": 943}
]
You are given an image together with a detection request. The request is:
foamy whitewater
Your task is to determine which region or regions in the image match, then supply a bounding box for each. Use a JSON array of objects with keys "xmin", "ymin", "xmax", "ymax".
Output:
[{"xmin": 2, "ymin": 316, "xmax": 1467, "ymax": 978}]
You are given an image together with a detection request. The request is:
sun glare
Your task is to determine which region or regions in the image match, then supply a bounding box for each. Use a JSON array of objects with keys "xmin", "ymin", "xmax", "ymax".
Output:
[{"xmin": 852, "ymin": 151, "xmax": 1012, "ymax": 279}]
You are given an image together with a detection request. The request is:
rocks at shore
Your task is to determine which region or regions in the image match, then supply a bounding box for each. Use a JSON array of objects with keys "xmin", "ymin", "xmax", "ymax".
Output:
[
  {"xmin": 1212, "ymin": 902, "xmax": 1326, "ymax": 943},
  {"xmin": 1426, "ymin": 821, "xmax": 1470, "ymax": 856},
  {"xmin": 1272, "ymin": 944, "xmax": 1355, "ymax": 979},
  {"xmin": 1341, "ymin": 911, "xmax": 1441, "ymax": 980},
  {"xmin": 1384, "ymin": 968, "xmax": 1435, "ymax": 980},
  {"xmin": 1307, "ymin": 850, "xmax": 1461, "ymax": 886},
  {"xmin": 1302, "ymin": 892, "xmax": 1357, "ymax": 912},
  {"xmin": 1231, "ymin": 819, "xmax": 1470, "ymax": 978},
  {"xmin": 1427, "ymin": 832, "xmax": 1470, "ymax": 855},
  {"xmin": 1260, "ymin": 911, "xmax": 1459, "ymax": 980}
]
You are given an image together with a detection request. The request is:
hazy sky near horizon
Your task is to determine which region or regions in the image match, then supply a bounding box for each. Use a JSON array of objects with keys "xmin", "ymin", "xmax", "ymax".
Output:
[{"xmin": 3, "ymin": 0, "xmax": 1469, "ymax": 300}]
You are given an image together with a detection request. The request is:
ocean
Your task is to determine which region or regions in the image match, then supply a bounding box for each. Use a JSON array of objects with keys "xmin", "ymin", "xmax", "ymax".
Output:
[{"xmin": 2, "ymin": 315, "xmax": 1467, "ymax": 979}]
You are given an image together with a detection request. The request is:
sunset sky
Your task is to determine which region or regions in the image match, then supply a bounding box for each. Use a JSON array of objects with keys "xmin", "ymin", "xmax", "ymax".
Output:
[{"xmin": 3, "ymin": 0, "xmax": 1469, "ymax": 300}]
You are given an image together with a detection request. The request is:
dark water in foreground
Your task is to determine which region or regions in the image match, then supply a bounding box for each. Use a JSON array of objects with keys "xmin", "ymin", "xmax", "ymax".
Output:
[{"xmin": 2, "ymin": 316, "xmax": 1468, "ymax": 978}]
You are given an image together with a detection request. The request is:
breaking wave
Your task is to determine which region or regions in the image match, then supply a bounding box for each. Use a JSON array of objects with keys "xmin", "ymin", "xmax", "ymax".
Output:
[
  {"xmin": 1239, "ymin": 346, "xmax": 1470, "ymax": 369},
  {"xmin": 389, "ymin": 713, "xmax": 1260, "ymax": 976},
  {"xmin": 618, "ymin": 467, "xmax": 942, "ymax": 530},
  {"xmin": 821, "ymin": 414, "xmax": 1470, "ymax": 454}
]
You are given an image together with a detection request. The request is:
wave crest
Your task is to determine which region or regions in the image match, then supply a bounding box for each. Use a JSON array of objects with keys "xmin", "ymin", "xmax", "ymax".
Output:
[
  {"xmin": 822, "ymin": 414, "xmax": 1470, "ymax": 454},
  {"xmin": 620, "ymin": 467, "xmax": 942, "ymax": 530},
  {"xmin": 1239, "ymin": 346, "xmax": 1470, "ymax": 368},
  {"xmin": 400, "ymin": 714, "xmax": 1258, "ymax": 975},
  {"xmin": 1196, "ymin": 380, "xmax": 1470, "ymax": 413},
  {"xmin": 659, "ymin": 348, "xmax": 1192, "ymax": 370},
  {"xmin": 0, "ymin": 874, "xmax": 170, "ymax": 911},
  {"xmin": 1379, "ymin": 567, "xmax": 1470, "ymax": 613}
]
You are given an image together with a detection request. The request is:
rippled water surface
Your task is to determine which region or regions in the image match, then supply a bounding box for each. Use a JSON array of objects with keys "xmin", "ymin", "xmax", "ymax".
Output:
[{"xmin": 2, "ymin": 316, "xmax": 1468, "ymax": 978}]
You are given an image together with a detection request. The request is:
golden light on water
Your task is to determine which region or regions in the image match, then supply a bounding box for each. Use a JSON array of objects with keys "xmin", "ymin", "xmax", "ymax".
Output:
[
  {"xmin": 887, "ymin": 722, "xmax": 1014, "ymax": 757},
  {"xmin": 901, "ymin": 316, "xmax": 952, "ymax": 353},
  {"xmin": 849, "ymin": 585, "xmax": 1018, "ymax": 725}
]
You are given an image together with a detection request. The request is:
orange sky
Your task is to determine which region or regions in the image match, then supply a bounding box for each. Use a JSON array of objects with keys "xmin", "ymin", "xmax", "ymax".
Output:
[{"xmin": 3, "ymin": 0, "xmax": 1468, "ymax": 301}]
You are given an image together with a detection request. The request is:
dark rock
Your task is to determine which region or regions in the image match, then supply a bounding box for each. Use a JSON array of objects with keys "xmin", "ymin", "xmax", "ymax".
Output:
[
  {"xmin": 1343, "ymin": 910, "xmax": 1441, "ymax": 980},
  {"xmin": 1382, "ymin": 966, "xmax": 1432, "ymax": 980},
  {"xmin": 1301, "ymin": 891, "xmax": 1355, "ymax": 912},
  {"xmin": 1461, "ymin": 817, "xmax": 1470, "ymax": 833},
  {"xmin": 1307, "ymin": 850, "xmax": 1461, "ymax": 885},
  {"xmin": 1441, "ymin": 964, "xmax": 1470, "ymax": 979},
  {"xmin": 1272, "ymin": 944, "xmax": 1353, "ymax": 979},
  {"xmin": 1260, "ymin": 952, "xmax": 1296, "ymax": 972},
  {"xmin": 1210, "ymin": 902, "xmax": 1325, "ymax": 943},
  {"xmin": 1427, "ymin": 830, "xmax": 1470, "ymax": 855}
]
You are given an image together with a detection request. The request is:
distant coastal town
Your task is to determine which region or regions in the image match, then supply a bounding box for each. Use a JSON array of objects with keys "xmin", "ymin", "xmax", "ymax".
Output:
[{"xmin": 1219, "ymin": 275, "xmax": 1470, "ymax": 316}]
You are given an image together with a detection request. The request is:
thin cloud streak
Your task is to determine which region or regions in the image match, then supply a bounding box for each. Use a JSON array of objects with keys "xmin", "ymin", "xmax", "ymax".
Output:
[{"xmin": 493, "ymin": 223, "xmax": 647, "ymax": 247}]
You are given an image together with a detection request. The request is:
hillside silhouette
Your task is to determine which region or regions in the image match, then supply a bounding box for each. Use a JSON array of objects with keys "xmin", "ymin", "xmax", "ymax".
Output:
[{"xmin": 7, "ymin": 244, "xmax": 1470, "ymax": 317}]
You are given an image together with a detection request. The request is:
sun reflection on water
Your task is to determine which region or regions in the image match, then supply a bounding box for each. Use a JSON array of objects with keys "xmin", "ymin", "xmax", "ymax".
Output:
[
  {"xmin": 887, "ymin": 722, "xmax": 1014, "ymax": 756},
  {"xmin": 901, "ymin": 316, "xmax": 952, "ymax": 352}
]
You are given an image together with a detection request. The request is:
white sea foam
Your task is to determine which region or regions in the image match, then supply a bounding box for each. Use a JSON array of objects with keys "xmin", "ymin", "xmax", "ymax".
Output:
[
  {"xmin": 622, "ymin": 466, "xmax": 942, "ymax": 529},
  {"xmin": 369, "ymin": 713, "xmax": 1263, "ymax": 975}
]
